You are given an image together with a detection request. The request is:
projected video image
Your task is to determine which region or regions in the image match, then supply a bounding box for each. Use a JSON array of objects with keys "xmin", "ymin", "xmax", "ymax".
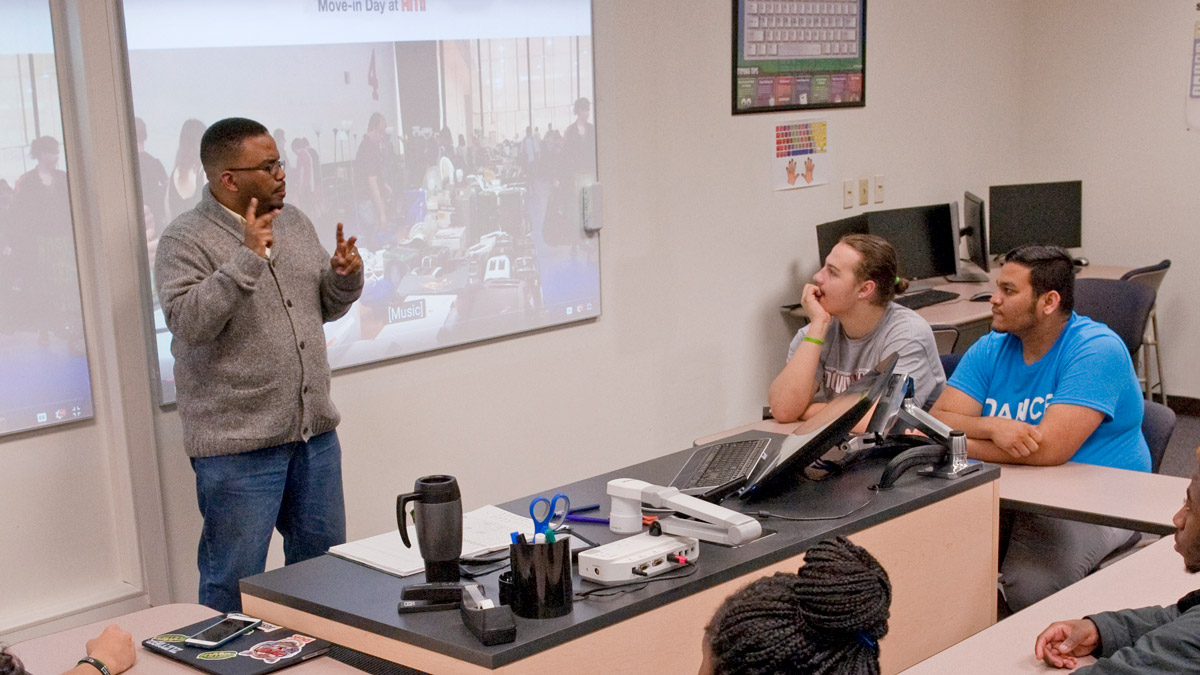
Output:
[
  {"xmin": 124, "ymin": 1, "xmax": 599, "ymax": 402},
  {"xmin": 0, "ymin": 0, "xmax": 94, "ymax": 436}
]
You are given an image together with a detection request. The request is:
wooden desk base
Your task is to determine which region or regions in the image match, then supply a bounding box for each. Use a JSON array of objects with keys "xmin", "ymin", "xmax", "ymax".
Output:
[{"xmin": 244, "ymin": 481, "xmax": 998, "ymax": 675}]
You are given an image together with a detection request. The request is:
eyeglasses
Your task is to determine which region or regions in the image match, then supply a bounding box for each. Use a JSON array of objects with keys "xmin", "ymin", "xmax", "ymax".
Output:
[{"xmin": 227, "ymin": 159, "xmax": 286, "ymax": 176}]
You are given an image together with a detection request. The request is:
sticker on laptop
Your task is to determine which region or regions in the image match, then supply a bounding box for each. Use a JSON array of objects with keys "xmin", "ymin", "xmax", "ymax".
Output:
[
  {"xmin": 256, "ymin": 621, "xmax": 283, "ymax": 633},
  {"xmin": 197, "ymin": 651, "xmax": 237, "ymax": 661},
  {"xmin": 151, "ymin": 633, "xmax": 188, "ymax": 642},
  {"xmin": 240, "ymin": 635, "xmax": 315, "ymax": 664},
  {"xmin": 145, "ymin": 639, "xmax": 183, "ymax": 654}
]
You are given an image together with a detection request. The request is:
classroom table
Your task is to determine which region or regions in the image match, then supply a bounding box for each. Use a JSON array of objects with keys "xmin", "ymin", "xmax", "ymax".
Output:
[
  {"xmin": 7, "ymin": 604, "xmax": 363, "ymax": 675},
  {"xmin": 697, "ymin": 419, "xmax": 1186, "ymax": 535},
  {"xmin": 240, "ymin": 440, "xmax": 1001, "ymax": 674},
  {"xmin": 899, "ymin": 536, "xmax": 1197, "ymax": 674},
  {"xmin": 996, "ymin": 462, "xmax": 1186, "ymax": 535}
]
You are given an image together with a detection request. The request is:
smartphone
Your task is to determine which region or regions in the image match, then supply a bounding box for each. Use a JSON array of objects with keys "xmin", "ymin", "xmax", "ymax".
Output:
[{"xmin": 183, "ymin": 613, "xmax": 262, "ymax": 648}]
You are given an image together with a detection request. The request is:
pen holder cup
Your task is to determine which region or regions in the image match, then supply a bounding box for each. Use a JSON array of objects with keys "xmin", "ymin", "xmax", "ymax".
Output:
[{"xmin": 507, "ymin": 538, "xmax": 573, "ymax": 619}]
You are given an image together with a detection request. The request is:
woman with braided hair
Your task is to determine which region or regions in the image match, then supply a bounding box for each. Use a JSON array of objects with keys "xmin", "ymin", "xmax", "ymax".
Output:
[{"xmin": 700, "ymin": 536, "xmax": 892, "ymax": 675}]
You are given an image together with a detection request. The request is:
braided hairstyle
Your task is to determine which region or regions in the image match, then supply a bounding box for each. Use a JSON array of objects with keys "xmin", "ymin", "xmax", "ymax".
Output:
[
  {"xmin": 705, "ymin": 536, "xmax": 891, "ymax": 675},
  {"xmin": 0, "ymin": 648, "xmax": 26, "ymax": 675}
]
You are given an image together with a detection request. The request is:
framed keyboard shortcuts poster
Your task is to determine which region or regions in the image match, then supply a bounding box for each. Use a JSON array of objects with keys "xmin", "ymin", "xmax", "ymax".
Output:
[{"xmin": 733, "ymin": 0, "xmax": 866, "ymax": 114}]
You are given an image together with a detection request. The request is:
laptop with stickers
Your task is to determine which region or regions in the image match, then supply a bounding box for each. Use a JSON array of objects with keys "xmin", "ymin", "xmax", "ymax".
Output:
[{"xmin": 142, "ymin": 617, "xmax": 331, "ymax": 674}]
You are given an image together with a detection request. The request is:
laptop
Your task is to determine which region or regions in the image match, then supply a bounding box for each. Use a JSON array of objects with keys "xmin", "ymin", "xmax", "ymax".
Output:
[
  {"xmin": 142, "ymin": 618, "xmax": 331, "ymax": 675},
  {"xmin": 669, "ymin": 352, "xmax": 898, "ymax": 502}
]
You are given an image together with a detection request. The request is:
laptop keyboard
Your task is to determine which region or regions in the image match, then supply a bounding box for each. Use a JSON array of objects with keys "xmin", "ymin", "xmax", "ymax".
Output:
[
  {"xmin": 742, "ymin": 1, "xmax": 861, "ymax": 59},
  {"xmin": 676, "ymin": 439, "xmax": 770, "ymax": 491},
  {"xmin": 894, "ymin": 289, "xmax": 959, "ymax": 310}
]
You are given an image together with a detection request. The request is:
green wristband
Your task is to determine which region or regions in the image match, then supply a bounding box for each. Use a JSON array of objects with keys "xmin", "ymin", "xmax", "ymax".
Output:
[
  {"xmin": 78, "ymin": 657, "xmax": 110, "ymax": 675},
  {"xmin": 803, "ymin": 335, "xmax": 824, "ymax": 346}
]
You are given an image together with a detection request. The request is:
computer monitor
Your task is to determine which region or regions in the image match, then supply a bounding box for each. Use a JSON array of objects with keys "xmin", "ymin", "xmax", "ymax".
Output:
[
  {"xmin": 948, "ymin": 192, "xmax": 989, "ymax": 282},
  {"xmin": 988, "ymin": 180, "xmax": 1082, "ymax": 254},
  {"xmin": 815, "ymin": 214, "xmax": 868, "ymax": 262},
  {"xmin": 740, "ymin": 352, "xmax": 898, "ymax": 501},
  {"xmin": 864, "ymin": 203, "xmax": 959, "ymax": 282}
]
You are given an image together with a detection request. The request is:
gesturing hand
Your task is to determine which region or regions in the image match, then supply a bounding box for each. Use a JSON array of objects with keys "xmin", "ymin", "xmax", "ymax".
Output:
[
  {"xmin": 242, "ymin": 197, "xmax": 277, "ymax": 259},
  {"xmin": 330, "ymin": 222, "xmax": 361, "ymax": 276},
  {"xmin": 1034, "ymin": 619, "xmax": 1099, "ymax": 669}
]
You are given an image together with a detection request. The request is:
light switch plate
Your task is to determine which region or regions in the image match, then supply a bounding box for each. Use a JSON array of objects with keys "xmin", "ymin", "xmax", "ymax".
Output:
[
  {"xmin": 843, "ymin": 179, "xmax": 855, "ymax": 209},
  {"xmin": 858, "ymin": 178, "xmax": 869, "ymax": 205},
  {"xmin": 873, "ymin": 175, "xmax": 885, "ymax": 203}
]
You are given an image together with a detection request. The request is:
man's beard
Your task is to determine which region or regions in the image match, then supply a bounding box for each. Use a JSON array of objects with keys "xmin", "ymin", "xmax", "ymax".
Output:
[{"xmin": 992, "ymin": 305, "xmax": 1037, "ymax": 335}]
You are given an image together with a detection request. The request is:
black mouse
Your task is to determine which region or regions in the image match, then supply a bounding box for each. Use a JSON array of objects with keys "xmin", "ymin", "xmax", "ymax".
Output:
[{"xmin": 970, "ymin": 292, "xmax": 992, "ymax": 302}]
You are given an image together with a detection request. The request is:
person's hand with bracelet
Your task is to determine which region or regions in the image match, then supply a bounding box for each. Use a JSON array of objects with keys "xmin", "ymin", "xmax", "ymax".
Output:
[
  {"xmin": 768, "ymin": 284, "xmax": 830, "ymax": 423},
  {"xmin": 72, "ymin": 625, "xmax": 135, "ymax": 675},
  {"xmin": 798, "ymin": 283, "xmax": 832, "ymax": 334}
]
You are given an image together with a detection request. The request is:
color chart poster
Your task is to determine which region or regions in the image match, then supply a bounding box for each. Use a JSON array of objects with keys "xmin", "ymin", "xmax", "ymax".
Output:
[{"xmin": 773, "ymin": 119, "xmax": 828, "ymax": 191}]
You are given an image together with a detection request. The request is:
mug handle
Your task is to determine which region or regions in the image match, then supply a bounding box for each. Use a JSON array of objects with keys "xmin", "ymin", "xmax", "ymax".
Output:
[{"xmin": 396, "ymin": 492, "xmax": 421, "ymax": 548}]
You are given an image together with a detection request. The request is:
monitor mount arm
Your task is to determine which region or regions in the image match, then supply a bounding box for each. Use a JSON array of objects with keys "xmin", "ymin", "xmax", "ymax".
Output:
[
  {"xmin": 607, "ymin": 478, "xmax": 762, "ymax": 546},
  {"xmin": 840, "ymin": 374, "xmax": 981, "ymax": 489}
]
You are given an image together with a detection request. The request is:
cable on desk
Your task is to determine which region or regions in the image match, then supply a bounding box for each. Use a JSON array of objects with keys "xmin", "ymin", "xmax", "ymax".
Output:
[
  {"xmin": 459, "ymin": 551, "xmax": 510, "ymax": 579},
  {"xmin": 574, "ymin": 561, "xmax": 698, "ymax": 600},
  {"xmin": 745, "ymin": 492, "xmax": 876, "ymax": 522}
]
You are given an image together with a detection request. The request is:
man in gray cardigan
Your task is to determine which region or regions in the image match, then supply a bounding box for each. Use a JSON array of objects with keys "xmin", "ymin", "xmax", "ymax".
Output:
[
  {"xmin": 154, "ymin": 117, "xmax": 363, "ymax": 612},
  {"xmin": 1034, "ymin": 451, "xmax": 1200, "ymax": 673}
]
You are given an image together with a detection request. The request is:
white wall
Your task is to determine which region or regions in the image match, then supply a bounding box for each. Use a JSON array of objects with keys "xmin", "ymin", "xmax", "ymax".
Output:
[{"xmin": 1018, "ymin": 0, "xmax": 1200, "ymax": 398}]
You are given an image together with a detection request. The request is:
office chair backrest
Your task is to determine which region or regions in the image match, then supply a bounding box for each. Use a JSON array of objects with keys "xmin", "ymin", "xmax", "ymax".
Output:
[
  {"xmin": 940, "ymin": 353, "xmax": 962, "ymax": 379},
  {"xmin": 930, "ymin": 324, "xmax": 959, "ymax": 355},
  {"xmin": 1073, "ymin": 278, "xmax": 1156, "ymax": 354},
  {"xmin": 1142, "ymin": 400, "xmax": 1176, "ymax": 474},
  {"xmin": 1120, "ymin": 259, "xmax": 1170, "ymax": 294}
]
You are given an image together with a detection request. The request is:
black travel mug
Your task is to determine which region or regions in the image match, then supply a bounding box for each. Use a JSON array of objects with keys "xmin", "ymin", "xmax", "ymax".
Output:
[{"xmin": 397, "ymin": 474, "xmax": 463, "ymax": 583}]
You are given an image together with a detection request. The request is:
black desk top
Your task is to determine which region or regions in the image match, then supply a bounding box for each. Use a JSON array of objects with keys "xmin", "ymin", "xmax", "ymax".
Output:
[{"xmin": 241, "ymin": 431, "xmax": 1000, "ymax": 669}]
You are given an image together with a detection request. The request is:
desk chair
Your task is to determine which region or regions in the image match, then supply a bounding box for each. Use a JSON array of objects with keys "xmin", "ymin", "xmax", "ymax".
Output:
[
  {"xmin": 1142, "ymin": 399, "xmax": 1177, "ymax": 475},
  {"xmin": 940, "ymin": 353, "xmax": 962, "ymax": 380},
  {"xmin": 930, "ymin": 324, "xmax": 959, "ymax": 355},
  {"xmin": 1121, "ymin": 260, "xmax": 1171, "ymax": 405},
  {"xmin": 1093, "ymin": 399, "xmax": 1178, "ymax": 572},
  {"xmin": 1073, "ymin": 277, "xmax": 1156, "ymax": 358}
]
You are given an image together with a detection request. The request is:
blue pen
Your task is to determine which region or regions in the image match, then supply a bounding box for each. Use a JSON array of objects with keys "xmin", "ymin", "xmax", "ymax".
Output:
[
  {"xmin": 568, "ymin": 504, "xmax": 600, "ymax": 515},
  {"xmin": 511, "ymin": 531, "xmax": 520, "ymax": 544},
  {"xmin": 565, "ymin": 514, "xmax": 609, "ymax": 525}
]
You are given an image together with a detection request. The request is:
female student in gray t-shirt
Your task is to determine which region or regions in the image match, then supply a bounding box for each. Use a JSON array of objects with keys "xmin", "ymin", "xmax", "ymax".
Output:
[{"xmin": 768, "ymin": 233, "xmax": 945, "ymax": 423}]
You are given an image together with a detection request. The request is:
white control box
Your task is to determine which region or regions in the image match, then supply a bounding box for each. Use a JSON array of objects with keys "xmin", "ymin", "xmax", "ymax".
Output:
[
  {"xmin": 578, "ymin": 533, "xmax": 700, "ymax": 586},
  {"xmin": 581, "ymin": 183, "xmax": 603, "ymax": 232}
]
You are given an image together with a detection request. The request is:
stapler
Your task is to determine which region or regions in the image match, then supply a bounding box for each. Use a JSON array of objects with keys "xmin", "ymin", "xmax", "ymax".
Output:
[{"xmin": 397, "ymin": 581, "xmax": 468, "ymax": 613}]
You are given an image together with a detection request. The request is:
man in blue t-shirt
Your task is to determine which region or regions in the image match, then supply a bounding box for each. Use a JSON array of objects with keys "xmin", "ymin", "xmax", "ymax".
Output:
[{"xmin": 931, "ymin": 245, "xmax": 1150, "ymax": 613}]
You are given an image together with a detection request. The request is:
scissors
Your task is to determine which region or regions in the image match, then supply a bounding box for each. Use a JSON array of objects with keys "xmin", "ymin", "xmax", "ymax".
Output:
[{"xmin": 529, "ymin": 493, "xmax": 571, "ymax": 534}]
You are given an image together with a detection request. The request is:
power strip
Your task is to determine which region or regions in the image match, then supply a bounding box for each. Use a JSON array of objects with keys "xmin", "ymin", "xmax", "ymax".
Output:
[{"xmin": 577, "ymin": 533, "xmax": 700, "ymax": 585}]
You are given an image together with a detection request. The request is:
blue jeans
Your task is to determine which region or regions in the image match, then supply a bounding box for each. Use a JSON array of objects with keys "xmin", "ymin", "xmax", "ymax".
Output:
[{"xmin": 191, "ymin": 430, "xmax": 346, "ymax": 612}]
